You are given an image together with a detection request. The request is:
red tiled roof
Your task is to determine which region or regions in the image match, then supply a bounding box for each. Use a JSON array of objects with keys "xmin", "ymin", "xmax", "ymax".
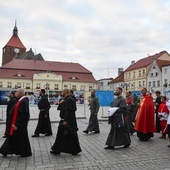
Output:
[
  {"xmin": 109, "ymin": 72, "xmax": 124, "ymax": 84},
  {"xmin": 0, "ymin": 59, "xmax": 96, "ymax": 83},
  {"xmin": 2, "ymin": 59, "xmax": 91, "ymax": 73},
  {"xmin": 5, "ymin": 35, "xmax": 26, "ymax": 49},
  {"xmin": 125, "ymin": 51, "xmax": 168, "ymax": 71},
  {"xmin": 156, "ymin": 60, "xmax": 170, "ymax": 70}
]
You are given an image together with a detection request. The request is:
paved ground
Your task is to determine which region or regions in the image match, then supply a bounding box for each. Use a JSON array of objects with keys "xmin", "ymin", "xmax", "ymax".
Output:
[{"xmin": 0, "ymin": 106, "xmax": 170, "ymax": 170}]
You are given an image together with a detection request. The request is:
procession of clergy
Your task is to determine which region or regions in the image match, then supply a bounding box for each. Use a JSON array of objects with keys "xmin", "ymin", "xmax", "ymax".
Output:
[{"xmin": 0, "ymin": 87, "xmax": 170, "ymax": 157}]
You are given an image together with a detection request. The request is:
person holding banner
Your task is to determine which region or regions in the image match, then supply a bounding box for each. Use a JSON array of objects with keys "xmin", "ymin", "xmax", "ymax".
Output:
[
  {"xmin": 105, "ymin": 87, "xmax": 131, "ymax": 149},
  {"xmin": 0, "ymin": 88, "xmax": 32, "ymax": 157}
]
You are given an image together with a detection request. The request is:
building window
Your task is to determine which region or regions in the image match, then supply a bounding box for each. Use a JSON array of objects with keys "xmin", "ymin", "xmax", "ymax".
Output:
[
  {"xmin": 128, "ymin": 73, "xmax": 131, "ymax": 78},
  {"xmin": 133, "ymin": 71, "xmax": 135, "ymax": 78},
  {"xmin": 36, "ymin": 83, "xmax": 41, "ymax": 89},
  {"xmin": 155, "ymin": 72, "xmax": 158, "ymax": 77},
  {"xmin": 89, "ymin": 86, "xmax": 93, "ymax": 91},
  {"xmin": 142, "ymin": 81, "xmax": 145, "ymax": 87},
  {"xmin": 64, "ymin": 84, "xmax": 68, "ymax": 88},
  {"xmin": 164, "ymin": 68, "xmax": 167, "ymax": 74},
  {"xmin": 45, "ymin": 83, "xmax": 50, "ymax": 90},
  {"xmin": 81, "ymin": 86, "xmax": 85, "ymax": 91},
  {"xmin": 164, "ymin": 79, "xmax": 168, "ymax": 87},
  {"xmin": 139, "ymin": 70, "xmax": 141, "ymax": 77},
  {"xmin": 72, "ymin": 85, "xmax": 76, "ymax": 91},
  {"xmin": 153, "ymin": 81, "xmax": 155, "ymax": 87},
  {"xmin": 54, "ymin": 84, "xmax": 59, "ymax": 90},
  {"xmin": 149, "ymin": 82, "xmax": 151, "ymax": 87},
  {"xmin": 143, "ymin": 69, "xmax": 145, "ymax": 75},
  {"xmin": 151, "ymin": 73, "xmax": 153, "ymax": 77},
  {"xmin": 157, "ymin": 81, "xmax": 160, "ymax": 87},
  {"xmin": 26, "ymin": 83, "xmax": 30, "ymax": 89},
  {"xmin": 7, "ymin": 82, "xmax": 12, "ymax": 88},
  {"xmin": 138, "ymin": 81, "xmax": 141, "ymax": 87},
  {"xmin": 17, "ymin": 82, "xmax": 21, "ymax": 88},
  {"xmin": 0, "ymin": 82, "xmax": 3, "ymax": 88},
  {"xmin": 125, "ymin": 73, "xmax": 128, "ymax": 79}
]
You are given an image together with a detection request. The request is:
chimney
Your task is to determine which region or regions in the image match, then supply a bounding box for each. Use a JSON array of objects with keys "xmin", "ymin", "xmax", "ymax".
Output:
[
  {"xmin": 118, "ymin": 68, "xmax": 123, "ymax": 76},
  {"xmin": 131, "ymin": 60, "xmax": 135, "ymax": 65}
]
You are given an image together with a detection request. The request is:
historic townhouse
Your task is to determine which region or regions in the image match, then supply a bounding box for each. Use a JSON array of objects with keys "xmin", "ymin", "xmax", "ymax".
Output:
[
  {"xmin": 162, "ymin": 64, "xmax": 170, "ymax": 98},
  {"xmin": 123, "ymin": 51, "xmax": 170, "ymax": 92},
  {"xmin": 147, "ymin": 59, "xmax": 170, "ymax": 98}
]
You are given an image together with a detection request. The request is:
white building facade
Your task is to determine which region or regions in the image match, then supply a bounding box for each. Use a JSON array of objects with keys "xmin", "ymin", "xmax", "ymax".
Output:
[{"xmin": 162, "ymin": 65, "xmax": 170, "ymax": 99}]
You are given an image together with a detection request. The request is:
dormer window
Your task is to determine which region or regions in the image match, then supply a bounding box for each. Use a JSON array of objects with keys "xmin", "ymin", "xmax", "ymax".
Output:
[
  {"xmin": 14, "ymin": 73, "xmax": 25, "ymax": 77},
  {"xmin": 68, "ymin": 76, "xmax": 79, "ymax": 80}
]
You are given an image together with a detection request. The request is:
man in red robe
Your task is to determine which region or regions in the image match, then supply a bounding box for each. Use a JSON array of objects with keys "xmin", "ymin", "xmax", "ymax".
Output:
[{"xmin": 135, "ymin": 88, "xmax": 155, "ymax": 141}]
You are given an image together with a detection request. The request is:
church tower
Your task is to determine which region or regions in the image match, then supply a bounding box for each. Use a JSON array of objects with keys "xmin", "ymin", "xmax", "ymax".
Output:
[{"xmin": 2, "ymin": 21, "xmax": 26, "ymax": 66}]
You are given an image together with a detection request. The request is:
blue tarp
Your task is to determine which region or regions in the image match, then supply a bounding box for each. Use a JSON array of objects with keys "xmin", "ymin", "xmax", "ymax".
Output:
[{"xmin": 95, "ymin": 90, "xmax": 114, "ymax": 106}]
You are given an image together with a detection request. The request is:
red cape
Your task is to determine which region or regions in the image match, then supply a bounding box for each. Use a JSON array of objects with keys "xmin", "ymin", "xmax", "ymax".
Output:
[
  {"xmin": 135, "ymin": 94, "xmax": 155, "ymax": 133},
  {"xmin": 9, "ymin": 96, "xmax": 27, "ymax": 136}
]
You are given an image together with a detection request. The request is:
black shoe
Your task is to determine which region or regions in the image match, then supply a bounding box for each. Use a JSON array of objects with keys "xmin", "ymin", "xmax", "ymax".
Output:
[
  {"xmin": 31, "ymin": 134, "xmax": 39, "ymax": 137},
  {"xmin": 83, "ymin": 130, "xmax": 88, "ymax": 134},
  {"xmin": 168, "ymin": 145, "xmax": 170, "ymax": 148},
  {"xmin": 130, "ymin": 130, "xmax": 136, "ymax": 135},
  {"xmin": 72, "ymin": 153, "xmax": 78, "ymax": 155},
  {"xmin": 123, "ymin": 144, "xmax": 130, "ymax": 148},
  {"xmin": 50, "ymin": 151, "xmax": 60, "ymax": 155},
  {"xmin": 21, "ymin": 153, "xmax": 32, "ymax": 157},
  {"xmin": 104, "ymin": 146, "xmax": 114, "ymax": 149},
  {"xmin": 93, "ymin": 131, "xmax": 100, "ymax": 133},
  {"xmin": 0, "ymin": 153, "xmax": 7, "ymax": 157},
  {"xmin": 140, "ymin": 138, "xmax": 148, "ymax": 141},
  {"xmin": 2, "ymin": 135, "xmax": 7, "ymax": 138},
  {"xmin": 45, "ymin": 133, "xmax": 52, "ymax": 136}
]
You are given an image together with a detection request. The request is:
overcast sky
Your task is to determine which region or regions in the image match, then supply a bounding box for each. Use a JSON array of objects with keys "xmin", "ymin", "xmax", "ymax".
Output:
[{"xmin": 1, "ymin": 0, "xmax": 170, "ymax": 80}]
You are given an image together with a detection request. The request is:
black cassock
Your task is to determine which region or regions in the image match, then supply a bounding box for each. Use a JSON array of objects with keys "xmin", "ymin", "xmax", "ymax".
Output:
[
  {"xmin": 4, "ymin": 96, "xmax": 18, "ymax": 137},
  {"xmin": 106, "ymin": 96, "xmax": 131, "ymax": 147},
  {"xmin": 51, "ymin": 95, "xmax": 82, "ymax": 155},
  {"xmin": 0, "ymin": 98, "xmax": 32, "ymax": 157},
  {"xmin": 34, "ymin": 95, "xmax": 52, "ymax": 135}
]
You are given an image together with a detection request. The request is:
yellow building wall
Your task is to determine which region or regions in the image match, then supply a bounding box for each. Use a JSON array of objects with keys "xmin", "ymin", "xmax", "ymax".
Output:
[{"xmin": 0, "ymin": 73, "xmax": 97, "ymax": 104}]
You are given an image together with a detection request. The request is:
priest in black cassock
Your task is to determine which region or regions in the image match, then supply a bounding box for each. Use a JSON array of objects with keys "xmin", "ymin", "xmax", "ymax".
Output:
[
  {"xmin": 32, "ymin": 89, "xmax": 52, "ymax": 137},
  {"xmin": 105, "ymin": 87, "xmax": 131, "ymax": 149},
  {"xmin": 50, "ymin": 88, "xmax": 81, "ymax": 155},
  {"xmin": 3, "ymin": 91, "xmax": 18, "ymax": 138},
  {"xmin": 0, "ymin": 88, "xmax": 32, "ymax": 157}
]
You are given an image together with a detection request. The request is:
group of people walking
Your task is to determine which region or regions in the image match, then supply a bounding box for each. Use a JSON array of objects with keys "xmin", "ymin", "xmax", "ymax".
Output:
[
  {"xmin": 0, "ymin": 88, "xmax": 81, "ymax": 157},
  {"xmin": 0, "ymin": 87, "xmax": 170, "ymax": 157}
]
